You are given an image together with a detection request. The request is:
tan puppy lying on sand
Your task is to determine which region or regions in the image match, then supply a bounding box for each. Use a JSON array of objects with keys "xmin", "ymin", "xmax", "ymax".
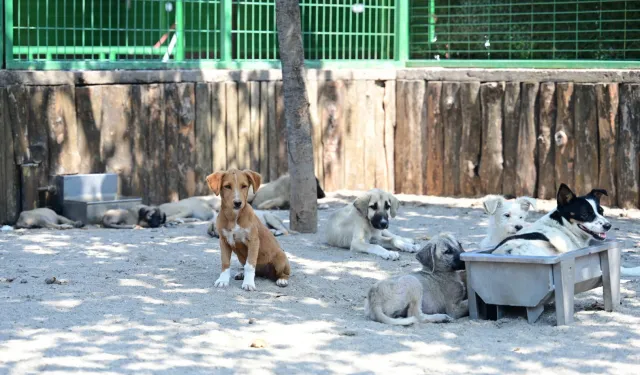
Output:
[
  {"xmin": 102, "ymin": 204, "xmax": 166, "ymax": 229},
  {"xmin": 206, "ymin": 169, "xmax": 291, "ymax": 291},
  {"xmin": 15, "ymin": 208, "xmax": 84, "ymax": 230}
]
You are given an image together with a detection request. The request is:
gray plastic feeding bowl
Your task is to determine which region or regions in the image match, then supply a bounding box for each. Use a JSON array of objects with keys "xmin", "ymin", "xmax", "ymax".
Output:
[
  {"xmin": 460, "ymin": 240, "xmax": 621, "ymax": 326},
  {"xmin": 53, "ymin": 173, "xmax": 142, "ymax": 225}
]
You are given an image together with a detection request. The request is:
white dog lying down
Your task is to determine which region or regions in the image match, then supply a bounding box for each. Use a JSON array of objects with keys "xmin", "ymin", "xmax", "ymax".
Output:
[
  {"xmin": 159, "ymin": 196, "xmax": 220, "ymax": 223},
  {"xmin": 365, "ymin": 234, "xmax": 467, "ymax": 325},
  {"xmin": 325, "ymin": 189, "xmax": 419, "ymax": 260},
  {"xmin": 479, "ymin": 195, "xmax": 536, "ymax": 249}
]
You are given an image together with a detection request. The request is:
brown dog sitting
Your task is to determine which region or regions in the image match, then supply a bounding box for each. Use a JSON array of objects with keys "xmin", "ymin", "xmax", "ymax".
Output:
[{"xmin": 206, "ymin": 168, "xmax": 291, "ymax": 291}]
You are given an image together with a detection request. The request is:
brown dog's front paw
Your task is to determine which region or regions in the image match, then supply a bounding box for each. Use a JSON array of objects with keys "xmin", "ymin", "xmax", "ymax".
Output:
[{"xmin": 276, "ymin": 278, "xmax": 289, "ymax": 287}]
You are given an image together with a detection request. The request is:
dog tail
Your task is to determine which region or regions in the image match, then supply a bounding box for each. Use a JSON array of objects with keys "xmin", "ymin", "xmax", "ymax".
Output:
[
  {"xmin": 365, "ymin": 290, "xmax": 418, "ymax": 326},
  {"xmin": 621, "ymin": 266, "xmax": 640, "ymax": 277}
]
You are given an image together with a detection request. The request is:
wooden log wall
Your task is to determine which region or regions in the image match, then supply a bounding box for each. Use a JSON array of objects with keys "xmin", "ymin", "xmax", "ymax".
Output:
[
  {"xmin": 1, "ymin": 77, "xmax": 640, "ymax": 224},
  {"xmin": 393, "ymin": 81, "xmax": 640, "ymax": 209}
]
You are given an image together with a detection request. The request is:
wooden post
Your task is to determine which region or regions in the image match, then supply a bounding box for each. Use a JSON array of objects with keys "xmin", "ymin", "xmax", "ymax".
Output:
[
  {"xmin": 372, "ymin": 81, "xmax": 388, "ymax": 190},
  {"xmin": 76, "ymin": 86, "xmax": 104, "ymax": 174},
  {"xmin": 225, "ymin": 81, "xmax": 239, "ymax": 170},
  {"xmin": 617, "ymin": 84, "xmax": 640, "ymax": 209},
  {"xmin": 307, "ymin": 77, "xmax": 323, "ymax": 184},
  {"xmin": 267, "ymin": 81, "xmax": 278, "ymax": 181},
  {"xmin": 574, "ymin": 84, "xmax": 599, "ymax": 195},
  {"xmin": 515, "ymin": 82, "xmax": 539, "ymax": 197},
  {"xmin": 319, "ymin": 80, "xmax": 345, "ymax": 192},
  {"xmin": 8, "ymin": 86, "xmax": 51, "ymax": 210},
  {"xmin": 211, "ymin": 82, "xmax": 227, "ymax": 174},
  {"xmin": 555, "ymin": 83, "xmax": 575, "ymax": 191},
  {"xmin": 425, "ymin": 81, "xmax": 443, "ymax": 196},
  {"xmin": 47, "ymin": 85, "xmax": 81, "ymax": 176},
  {"xmin": 129, "ymin": 85, "xmax": 146, "ymax": 199},
  {"xmin": 502, "ymin": 82, "xmax": 521, "ymax": 197},
  {"xmin": 275, "ymin": 81, "xmax": 288, "ymax": 177},
  {"xmin": 0, "ymin": 88, "xmax": 19, "ymax": 224},
  {"xmin": 537, "ymin": 82, "xmax": 556, "ymax": 200},
  {"xmin": 164, "ymin": 83, "xmax": 180, "ymax": 202},
  {"xmin": 249, "ymin": 81, "xmax": 261, "ymax": 172},
  {"xmin": 344, "ymin": 81, "xmax": 365, "ymax": 190},
  {"xmin": 397, "ymin": 80, "xmax": 427, "ymax": 195},
  {"xmin": 144, "ymin": 84, "xmax": 167, "ymax": 205},
  {"xmin": 596, "ymin": 83, "xmax": 619, "ymax": 207},
  {"xmin": 384, "ymin": 80, "xmax": 396, "ymax": 193},
  {"xmin": 238, "ymin": 82, "xmax": 251, "ymax": 170},
  {"xmin": 442, "ymin": 82, "xmax": 462, "ymax": 196},
  {"xmin": 364, "ymin": 80, "xmax": 378, "ymax": 189},
  {"xmin": 479, "ymin": 82, "xmax": 505, "ymax": 194},
  {"xmin": 459, "ymin": 82, "xmax": 482, "ymax": 197},
  {"xmin": 259, "ymin": 82, "xmax": 270, "ymax": 179},
  {"xmin": 195, "ymin": 83, "xmax": 213, "ymax": 196}
]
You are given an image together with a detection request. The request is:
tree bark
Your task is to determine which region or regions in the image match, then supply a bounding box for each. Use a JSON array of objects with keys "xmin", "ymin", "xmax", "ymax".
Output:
[{"xmin": 276, "ymin": 0, "xmax": 317, "ymax": 232}]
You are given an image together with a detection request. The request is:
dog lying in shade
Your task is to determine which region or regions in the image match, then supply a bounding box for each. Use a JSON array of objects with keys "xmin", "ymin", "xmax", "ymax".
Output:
[
  {"xmin": 102, "ymin": 205, "xmax": 166, "ymax": 229},
  {"xmin": 15, "ymin": 208, "xmax": 84, "ymax": 230}
]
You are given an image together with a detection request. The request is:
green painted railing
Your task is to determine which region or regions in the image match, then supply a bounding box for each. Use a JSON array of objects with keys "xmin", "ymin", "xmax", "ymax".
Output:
[{"xmin": 2, "ymin": 0, "xmax": 640, "ymax": 70}]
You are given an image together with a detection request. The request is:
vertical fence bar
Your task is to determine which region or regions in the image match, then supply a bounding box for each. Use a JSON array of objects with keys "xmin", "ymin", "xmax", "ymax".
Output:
[
  {"xmin": 428, "ymin": 0, "xmax": 435, "ymax": 45},
  {"xmin": 175, "ymin": 0, "xmax": 185, "ymax": 61},
  {"xmin": 1, "ymin": 0, "xmax": 4, "ymax": 68},
  {"xmin": 221, "ymin": 0, "xmax": 232, "ymax": 63},
  {"xmin": 395, "ymin": 0, "xmax": 408, "ymax": 63},
  {"xmin": 4, "ymin": 0, "xmax": 13, "ymax": 67}
]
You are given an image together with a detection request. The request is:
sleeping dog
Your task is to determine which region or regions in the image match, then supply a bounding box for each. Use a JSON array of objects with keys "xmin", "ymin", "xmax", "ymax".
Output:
[
  {"xmin": 492, "ymin": 184, "xmax": 611, "ymax": 256},
  {"xmin": 102, "ymin": 205, "xmax": 166, "ymax": 229}
]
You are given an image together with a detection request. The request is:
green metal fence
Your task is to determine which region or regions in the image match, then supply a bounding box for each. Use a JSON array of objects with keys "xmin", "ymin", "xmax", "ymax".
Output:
[
  {"xmin": 3, "ymin": 0, "xmax": 399, "ymax": 69},
  {"xmin": 409, "ymin": 0, "xmax": 640, "ymax": 68},
  {"xmin": 2, "ymin": 0, "xmax": 640, "ymax": 70}
]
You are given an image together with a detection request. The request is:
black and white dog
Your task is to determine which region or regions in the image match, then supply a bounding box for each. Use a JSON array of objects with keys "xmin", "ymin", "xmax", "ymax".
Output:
[{"xmin": 492, "ymin": 184, "xmax": 611, "ymax": 256}]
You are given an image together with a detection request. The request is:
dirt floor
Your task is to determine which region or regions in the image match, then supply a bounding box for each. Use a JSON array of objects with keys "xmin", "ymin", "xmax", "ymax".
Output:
[{"xmin": 1, "ymin": 192, "xmax": 640, "ymax": 375}]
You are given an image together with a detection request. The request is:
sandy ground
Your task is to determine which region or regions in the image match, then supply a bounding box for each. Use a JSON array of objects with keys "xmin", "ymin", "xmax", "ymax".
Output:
[{"xmin": 1, "ymin": 192, "xmax": 640, "ymax": 375}]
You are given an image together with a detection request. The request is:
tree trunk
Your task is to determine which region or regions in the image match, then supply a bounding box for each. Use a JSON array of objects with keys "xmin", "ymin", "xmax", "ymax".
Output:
[{"xmin": 276, "ymin": 0, "xmax": 317, "ymax": 232}]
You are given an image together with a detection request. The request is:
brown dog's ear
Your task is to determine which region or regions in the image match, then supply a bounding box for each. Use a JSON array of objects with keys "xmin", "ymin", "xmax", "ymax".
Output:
[
  {"xmin": 388, "ymin": 194, "xmax": 400, "ymax": 218},
  {"xmin": 206, "ymin": 171, "xmax": 225, "ymax": 196},
  {"xmin": 416, "ymin": 243, "xmax": 436, "ymax": 273},
  {"xmin": 557, "ymin": 183, "xmax": 576, "ymax": 206},
  {"xmin": 353, "ymin": 194, "xmax": 370, "ymax": 216},
  {"xmin": 243, "ymin": 170, "xmax": 262, "ymax": 192}
]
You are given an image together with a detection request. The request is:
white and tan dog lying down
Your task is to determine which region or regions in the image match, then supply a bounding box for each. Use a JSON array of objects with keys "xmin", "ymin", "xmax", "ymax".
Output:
[
  {"xmin": 14, "ymin": 208, "xmax": 84, "ymax": 230},
  {"xmin": 247, "ymin": 173, "xmax": 326, "ymax": 210},
  {"xmin": 365, "ymin": 234, "xmax": 468, "ymax": 325},
  {"xmin": 325, "ymin": 189, "xmax": 420, "ymax": 260},
  {"xmin": 480, "ymin": 195, "xmax": 536, "ymax": 249}
]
